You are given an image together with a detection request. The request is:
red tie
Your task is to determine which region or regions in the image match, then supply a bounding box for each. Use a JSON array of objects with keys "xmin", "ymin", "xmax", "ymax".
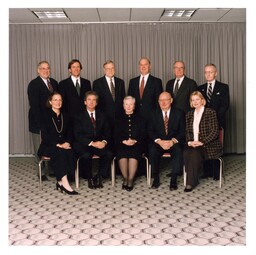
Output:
[
  {"xmin": 90, "ymin": 113, "xmax": 96, "ymax": 129},
  {"xmin": 164, "ymin": 111, "xmax": 168, "ymax": 134},
  {"xmin": 47, "ymin": 79, "xmax": 53, "ymax": 93},
  {"xmin": 140, "ymin": 76, "xmax": 145, "ymax": 99}
]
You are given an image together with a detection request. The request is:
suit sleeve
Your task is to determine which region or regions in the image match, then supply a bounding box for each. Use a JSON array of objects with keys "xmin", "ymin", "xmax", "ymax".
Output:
[{"xmin": 218, "ymin": 84, "xmax": 230, "ymax": 122}]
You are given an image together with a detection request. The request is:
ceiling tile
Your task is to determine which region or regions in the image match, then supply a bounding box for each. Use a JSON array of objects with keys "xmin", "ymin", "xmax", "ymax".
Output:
[
  {"xmin": 131, "ymin": 8, "xmax": 164, "ymax": 21},
  {"xmin": 64, "ymin": 8, "xmax": 100, "ymax": 22},
  {"xmin": 191, "ymin": 8, "xmax": 231, "ymax": 22},
  {"xmin": 9, "ymin": 8, "xmax": 41, "ymax": 23},
  {"xmin": 218, "ymin": 8, "xmax": 246, "ymax": 22}
]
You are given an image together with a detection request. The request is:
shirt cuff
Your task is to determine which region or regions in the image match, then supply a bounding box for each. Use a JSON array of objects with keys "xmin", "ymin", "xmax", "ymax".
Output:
[{"xmin": 172, "ymin": 138, "xmax": 178, "ymax": 144}]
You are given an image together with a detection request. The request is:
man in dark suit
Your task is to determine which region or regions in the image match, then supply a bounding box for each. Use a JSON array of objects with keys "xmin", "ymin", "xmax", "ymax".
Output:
[
  {"xmin": 93, "ymin": 60, "xmax": 125, "ymax": 148},
  {"xmin": 198, "ymin": 63, "xmax": 230, "ymax": 129},
  {"xmin": 73, "ymin": 91, "xmax": 113, "ymax": 189},
  {"xmin": 27, "ymin": 61, "xmax": 58, "ymax": 180},
  {"xmin": 58, "ymin": 59, "xmax": 91, "ymax": 118},
  {"xmin": 128, "ymin": 57, "xmax": 163, "ymax": 122},
  {"xmin": 166, "ymin": 61, "xmax": 198, "ymax": 113},
  {"xmin": 148, "ymin": 92, "xmax": 185, "ymax": 190},
  {"xmin": 198, "ymin": 63, "xmax": 230, "ymax": 180}
]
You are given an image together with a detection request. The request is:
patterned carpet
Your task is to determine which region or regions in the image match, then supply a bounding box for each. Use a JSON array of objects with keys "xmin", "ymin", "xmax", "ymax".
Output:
[{"xmin": 8, "ymin": 155, "xmax": 246, "ymax": 248}]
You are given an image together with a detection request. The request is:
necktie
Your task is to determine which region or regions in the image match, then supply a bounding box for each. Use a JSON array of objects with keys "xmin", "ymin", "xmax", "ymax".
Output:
[
  {"xmin": 173, "ymin": 79, "xmax": 180, "ymax": 97},
  {"xmin": 110, "ymin": 78, "xmax": 115, "ymax": 101},
  {"xmin": 140, "ymin": 76, "xmax": 145, "ymax": 99},
  {"xmin": 90, "ymin": 113, "xmax": 96, "ymax": 129},
  {"xmin": 76, "ymin": 79, "xmax": 80, "ymax": 96},
  {"xmin": 47, "ymin": 79, "xmax": 53, "ymax": 93},
  {"xmin": 207, "ymin": 83, "xmax": 212, "ymax": 104},
  {"xmin": 164, "ymin": 111, "xmax": 168, "ymax": 135}
]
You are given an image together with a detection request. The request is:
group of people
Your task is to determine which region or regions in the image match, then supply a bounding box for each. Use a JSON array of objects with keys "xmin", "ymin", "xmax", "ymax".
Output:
[{"xmin": 27, "ymin": 58, "xmax": 229, "ymax": 195}]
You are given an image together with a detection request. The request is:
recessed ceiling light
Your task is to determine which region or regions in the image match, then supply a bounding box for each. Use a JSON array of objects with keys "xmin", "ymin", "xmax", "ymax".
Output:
[
  {"xmin": 33, "ymin": 11, "xmax": 68, "ymax": 19},
  {"xmin": 162, "ymin": 9, "xmax": 195, "ymax": 18}
]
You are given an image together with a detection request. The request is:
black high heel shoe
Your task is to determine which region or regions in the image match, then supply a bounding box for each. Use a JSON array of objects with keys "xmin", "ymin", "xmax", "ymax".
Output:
[
  {"xmin": 60, "ymin": 185, "xmax": 79, "ymax": 195},
  {"xmin": 126, "ymin": 185, "xmax": 134, "ymax": 192},
  {"xmin": 56, "ymin": 182, "xmax": 63, "ymax": 193}
]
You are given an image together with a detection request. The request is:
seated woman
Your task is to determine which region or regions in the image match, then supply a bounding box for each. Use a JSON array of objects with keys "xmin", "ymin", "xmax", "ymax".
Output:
[
  {"xmin": 114, "ymin": 96, "xmax": 146, "ymax": 191},
  {"xmin": 38, "ymin": 92, "xmax": 78, "ymax": 195},
  {"xmin": 183, "ymin": 91, "xmax": 222, "ymax": 192}
]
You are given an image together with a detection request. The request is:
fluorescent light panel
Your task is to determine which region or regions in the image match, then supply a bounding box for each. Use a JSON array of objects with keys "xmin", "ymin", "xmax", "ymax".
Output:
[
  {"xmin": 33, "ymin": 11, "xmax": 68, "ymax": 19},
  {"xmin": 163, "ymin": 9, "xmax": 195, "ymax": 17}
]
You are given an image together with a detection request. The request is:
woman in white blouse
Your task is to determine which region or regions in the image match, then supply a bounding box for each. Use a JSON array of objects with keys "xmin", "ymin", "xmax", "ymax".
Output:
[{"xmin": 183, "ymin": 91, "xmax": 222, "ymax": 192}]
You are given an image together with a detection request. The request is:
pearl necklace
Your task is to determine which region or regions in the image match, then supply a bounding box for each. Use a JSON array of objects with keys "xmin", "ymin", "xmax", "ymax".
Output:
[{"xmin": 52, "ymin": 113, "xmax": 63, "ymax": 133}]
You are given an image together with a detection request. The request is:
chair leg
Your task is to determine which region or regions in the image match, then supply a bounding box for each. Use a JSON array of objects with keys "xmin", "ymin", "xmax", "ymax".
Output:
[
  {"xmin": 38, "ymin": 160, "xmax": 43, "ymax": 190},
  {"xmin": 144, "ymin": 157, "xmax": 150, "ymax": 186},
  {"xmin": 75, "ymin": 158, "xmax": 80, "ymax": 189},
  {"xmin": 219, "ymin": 158, "xmax": 223, "ymax": 188},
  {"xmin": 183, "ymin": 165, "xmax": 186, "ymax": 187},
  {"xmin": 111, "ymin": 158, "xmax": 116, "ymax": 187}
]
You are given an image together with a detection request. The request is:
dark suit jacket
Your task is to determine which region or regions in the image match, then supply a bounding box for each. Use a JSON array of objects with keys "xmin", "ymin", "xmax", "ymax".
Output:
[
  {"xmin": 148, "ymin": 108, "xmax": 185, "ymax": 145},
  {"xmin": 93, "ymin": 76, "xmax": 125, "ymax": 127},
  {"xmin": 73, "ymin": 109, "xmax": 111, "ymax": 155},
  {"xmin": 185, "ymin": 107, "xmax": 222, "ymax": 159},
  {"xmin": 27, "ymin": 76, "xmax": 58, "ymax": 133},
  {"xmin": 198, "ymin": 80, "xmax": 229, "ymax": 128},
  {"xmin": 58, "ymin": 76, "xmax": 91, "ymax": 117},
  {"xmin": 128, "ymin": 74, "xmax": 163, "ymax": 121},
  {"xmin": 166, "ymin": 76, "xmax": 198, "ymax": 113}
]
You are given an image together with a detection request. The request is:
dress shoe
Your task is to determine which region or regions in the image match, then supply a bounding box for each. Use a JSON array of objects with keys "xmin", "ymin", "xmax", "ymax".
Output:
[
  {"xmin": 122, "ymin": 183, "xmax": 128, "ymax": 190},
  {"xmin": 60, "ymin": 185, "xmax": 79, "ymax": 195},
  {"xmin": 184, "ymin": 185, "xmax": 193, "ymax": 192},
  {"xmin": 126, "ymin": 185, "xmax": 134, "ymax": 192},
  {"xmin": 56, "ymin": 182, "xmax": 62, "ymax": 192},
  {"xmin": 151, "ymin": 179, "xmax": 160, "ymax": 189},
  {"xmin": 169, "ymin": 183, "xmax": 178, "ymax": 191},
  {"xmin": 41, "ymin": 175, "xmax": 49, "ymax": 181},
  {"xmin": 88, "ymin": 179, "xmax": 95, "ymax": 189},
  {"xmin": 166, "ymin": 173, "xmax": 171, "ymax": 177}
]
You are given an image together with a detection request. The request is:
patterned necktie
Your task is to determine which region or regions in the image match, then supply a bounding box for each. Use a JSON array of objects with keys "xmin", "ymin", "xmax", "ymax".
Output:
[
  {"xmin": 76, "ymin": 79, "xmax": 80, "ymax": 96},
  {"xmin": 90, "ymin": 113, "xmax": 96, "ymax": 129},
  {"xmin": 110, "ymin": 78, "xmax": 115, "ymax": 101},
  {"xmin": 164, "ymin": 111, "xmax": 168, "ymax": 135},
  {"xmin": 140, "ymin": 76, "xmax": 145, "ymax": 99},
  {"xmin": 207, "ymin": 83, "xmax": 212, "ymax": 104},
  {"xmin": 173, "ymin": 79, "xmax": 180, "ymax": 97},
  {"xmin": 47, "ymin": 79, "xmax": 53, "ymax": 93}
]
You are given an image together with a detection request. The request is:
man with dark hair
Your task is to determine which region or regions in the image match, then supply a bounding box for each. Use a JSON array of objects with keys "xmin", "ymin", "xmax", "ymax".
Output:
[{"xmin": 73, "ymin": 91, "xmax": 113, "ymax": 189}]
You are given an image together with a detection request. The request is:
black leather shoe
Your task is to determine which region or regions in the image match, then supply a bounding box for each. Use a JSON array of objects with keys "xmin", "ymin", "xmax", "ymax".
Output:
[
  {"xmin": 166, "ymin": 173, "xmax": 171, "ymax": 177},
  {"xmin": 170, "ymin": 184, "xmax": 178, "ymax": 191},
  {"xmin": 184, "ymin": 187, "xmax": 193, "ymax": 192},
  {"xmin": 60, "ymin": 185, "xmax": 79, "ymax": 195},
  {"xmin": 122, "ymin": 184, "xmax": 128, "ymax": 190},
  {"xmin": 88, "ymin": 179, "xmax": 95, "ymax": 189},
  {"xmin": 41, "ymin": 175, "xmax": 49, "ymax": 181},
  {"xmin": 126, "ymin": 186, "xmax": 134, "ymax": 192},
  {"xmin": 151, "ymin": 179, "xmax": 160, "ymax": 189}
]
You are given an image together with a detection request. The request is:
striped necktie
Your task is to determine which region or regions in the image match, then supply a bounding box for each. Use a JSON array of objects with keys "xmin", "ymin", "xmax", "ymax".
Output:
[
  {"xmin": 164, "ymin": 111, "xmax": 168, "ymax": 134},
  {"xmin": 207, "ymin": 83, "xmax": 212, "ymax": 103},
  {"xmin": 110, "ymin": 78, "xmax": 115, "ymax": 101}
]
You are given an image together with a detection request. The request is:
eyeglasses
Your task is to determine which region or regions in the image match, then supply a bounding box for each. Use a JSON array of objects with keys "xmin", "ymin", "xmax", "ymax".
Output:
[{"xmin": 39, "ymin": 67, "xmax": 50, "ymax": 71}]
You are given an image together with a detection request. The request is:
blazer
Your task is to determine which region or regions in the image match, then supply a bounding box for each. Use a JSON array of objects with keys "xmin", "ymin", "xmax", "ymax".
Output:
[
  {"xmin": 38, "ymin": 109, "xmax": 72, "ymax": 157},
  {"xmin": 165, "ymin": 76, "xmax": 198, "ymax": 113},
  {"xmin": 185, "ymin": 107, "xmax": 222, "ymax": 159},
  {"xmin": 198, "ymin": 80, "xmax": 230, "ymax": 128},
  {"xmin": 148, "ymin": 107, "xmax": 185, "ymax": 145},
  {"xmin": 27, "ymin": 76, "xmax": 58, "ymax": 133},
  {"xmin": 93, "ymin": 76, "xmax": 125, "ymax": 127},
  {"xmin": 58, "ymin": 76, "xmax": 91, "ymax": 116},
  {"xmin": 128, "ymin": 74, "xmax": 163, "ymax": 121},
  {"xmin": 73, "ymin": 109, "xmax": 111, "ymax": 154}
]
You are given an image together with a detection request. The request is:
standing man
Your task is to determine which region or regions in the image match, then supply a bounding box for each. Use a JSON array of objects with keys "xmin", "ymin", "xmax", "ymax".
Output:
[
  {"xmin": 198, "ymin": 63, "xmax": 230, "ymax": 129},
  {"xmin": 59, "ymin": 59, "xmax": 91, "ymax": 118},
  {"xmin": 27, "ymin": 61, "xmax": 58, "ymax": 180},
  {"xmin": 93, "ymin": 60, "xmax": 125, "ymax": 148},
  {"xmin": 198, "ymin": 63, "xmax": 230, "ymax": 180},
  {"xmin": 148, "ymin": 92, "xmax": 185, "ymax": 190},
  {"xmin": 73, "ymin": 91, "xmax": 113, "ymax": 189},
  {"xmin": 128, "ymin": 57, "xmax": 163, "ymax": 122},
  {"xmin": 166, "ymin": 61, "xmax": 198, "ymax": 114}
]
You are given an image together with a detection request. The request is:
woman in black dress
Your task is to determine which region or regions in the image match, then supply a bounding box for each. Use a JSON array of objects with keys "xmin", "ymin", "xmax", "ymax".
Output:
[
  {"xmin": 38, "ymin": 92, "xmax": 78, "ymax": 195},
  {"xmin": 114, "ymin": 96, "xmax": 145, "ymax": 191}
]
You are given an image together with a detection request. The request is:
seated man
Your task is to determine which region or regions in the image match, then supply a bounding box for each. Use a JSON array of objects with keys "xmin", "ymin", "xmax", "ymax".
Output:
[
  {"xmin": 73, "ymin": 91, "xmax": 113, "ymax": 189},
  {"xmin": 148, "ymin": 92, "xmax": 185, "ymax": 190}
]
